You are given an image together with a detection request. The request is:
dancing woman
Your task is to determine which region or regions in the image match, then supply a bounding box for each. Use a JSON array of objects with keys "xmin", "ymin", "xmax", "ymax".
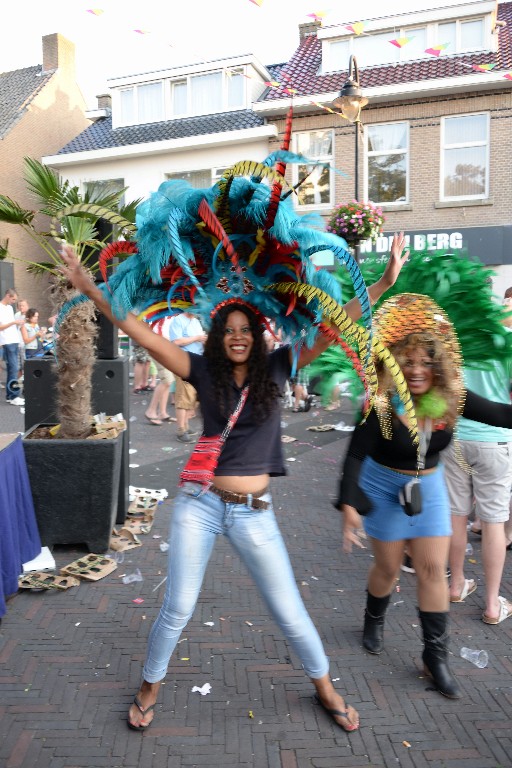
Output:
[
  {"xmin": 60, "ymin": 238, "xmax": 405, "ymax": 731},
  {"xmin": 336, "ymin": 294, "xmax": 512, "ymax": 699},
  {"xmin": 56, "ymin": 113, "xmax": 410, "ymax": 731}
]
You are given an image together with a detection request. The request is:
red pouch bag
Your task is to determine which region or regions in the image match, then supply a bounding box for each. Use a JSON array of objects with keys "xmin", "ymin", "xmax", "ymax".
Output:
[{"xmin": 179, "ymin": 386, "xmax": 249, "ymax": 490}]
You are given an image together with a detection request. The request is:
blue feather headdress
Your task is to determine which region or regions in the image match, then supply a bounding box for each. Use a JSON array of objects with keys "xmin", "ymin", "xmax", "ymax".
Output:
[{"xmin": 59, "ymin": 107, "xmax": 379, "ymax": 399}]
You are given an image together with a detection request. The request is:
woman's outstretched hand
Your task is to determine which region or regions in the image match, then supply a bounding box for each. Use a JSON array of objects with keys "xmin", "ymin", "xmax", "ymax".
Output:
[
  {"xmin": 341, "ymin": 504, "xmax": 366, "ymax": 554},
  {"xmin": 59, "ymin": 244, "xmax": 97, "ymax": 296},
  {"xmin": 381, "ymin": 232, "xmax": 409, "ymax": 288}
]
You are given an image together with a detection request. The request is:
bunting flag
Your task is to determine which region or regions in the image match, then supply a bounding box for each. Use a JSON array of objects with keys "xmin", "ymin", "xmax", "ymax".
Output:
[
  {"xmin": 425, "ymin": 43, "xmax": 450, "ymax": 56},
  {"xmin": 504, "ymin": 72, "xmax": 512, "ymax": 80},
  {"xmin": 86, "ymin": 8, "xmax": 104, "ymax": 15},
  {"xmin": 248, "ymin": 0, "xmax": 264, "ymax": 5},
  {"xmin": 389, "ymin": 37, "xmax": 414, "ymax": 48},
  {"xmin": 346, "ymin": 22, "xmax": 365, "ymax": 35},
  {"xmin": 307, "ymin": 11, "xmax": 328, "ymax": 23},
  {"xmin": 134, "ymin": 29, "xmax": 151, "ymax": 35},
  {"xmin": 472, "ymin": 63, "xmax": 497, "ymax": 72}
]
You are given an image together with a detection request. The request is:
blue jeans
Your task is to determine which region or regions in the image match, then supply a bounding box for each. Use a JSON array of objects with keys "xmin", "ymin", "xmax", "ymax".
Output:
[
  {"xmin": 143, "ymin": 484, "xmax": 329, "ymax": 682},
  {"xmin": 2, "ymin": 343, "xmax": 19, "ymax": 400}
]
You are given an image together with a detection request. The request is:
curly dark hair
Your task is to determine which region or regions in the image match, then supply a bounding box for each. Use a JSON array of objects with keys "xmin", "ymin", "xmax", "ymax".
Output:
[{"xmin": 204, "ymin": 303, "xmax": 279, "ymax": 421}]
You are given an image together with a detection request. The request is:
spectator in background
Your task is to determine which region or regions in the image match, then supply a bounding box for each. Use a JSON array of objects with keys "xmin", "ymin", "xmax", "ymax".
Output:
[
  {"xmin": 21, "ymin": 308, "xmax": 46, "ymax": 359},
  {"xmin": 443, "ymin": 288, "xmax": 512, "ymax": 625},
  {"xmin": 291, "ymin": 367, "xmax": 313, "ymax": 412},
  {"xmin": 0, "ymin": 288, "xmax": 25, "ymax": 405},
  {"xmin": 15, "ymin": 298, "xmax": 28, "ymax": 374},
  {"xmin": 144, "ymin": 316, "xmax": 177, "ymax": 426},
  {"xmin": 132, "ymin": 342, "xmax": 152, "ymax": 393},
  {"xmin": 169, "ymin": 311, "xmax": 207, "ymax": 442}
]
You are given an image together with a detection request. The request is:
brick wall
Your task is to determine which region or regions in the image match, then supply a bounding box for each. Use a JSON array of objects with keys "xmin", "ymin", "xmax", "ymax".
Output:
[
  {"xmin": 0, "ymin": 37, "xmax": 90, "ymax": 323},
  {"xmin": 269, "ymin": 88, "xmax": 512, "ymax": 236}
]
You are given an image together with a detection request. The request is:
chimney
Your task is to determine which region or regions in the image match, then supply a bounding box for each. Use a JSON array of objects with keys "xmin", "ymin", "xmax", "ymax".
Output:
[
  {"xmin": 42, "ymin": 33, "xmax": 76, "ymax": 76},
  {"xmin": 97, "ymin": 94, "xmax": 112, "ymax": 110},
  {"xmin": 299, "ymin": 21, "xmax": 321, "ymax": 42}
]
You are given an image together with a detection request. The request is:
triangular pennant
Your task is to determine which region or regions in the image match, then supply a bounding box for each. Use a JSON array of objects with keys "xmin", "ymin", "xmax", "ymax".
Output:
[{"xmin": 389, "ymin": 37, "xmax": 414, "ymax": 48}]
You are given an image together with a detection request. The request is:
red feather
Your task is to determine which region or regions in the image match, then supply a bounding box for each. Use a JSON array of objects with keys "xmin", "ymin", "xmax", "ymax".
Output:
[
  {"xmin": 198, "ymin": 199, "xmax": 241, "ymax": 271},
  {"xmin": 98, "ymin": 241, "xmax": 138, "ymax": 284},
  {"xmin": 265, "ymin": 105, "xmax": 293, "ymax": 230}
]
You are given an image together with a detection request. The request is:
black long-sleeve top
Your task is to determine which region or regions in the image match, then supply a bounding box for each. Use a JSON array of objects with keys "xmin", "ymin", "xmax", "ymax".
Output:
[{"xmin": 337, "ymin": 390, "xmax": 512, "ymax": 513}]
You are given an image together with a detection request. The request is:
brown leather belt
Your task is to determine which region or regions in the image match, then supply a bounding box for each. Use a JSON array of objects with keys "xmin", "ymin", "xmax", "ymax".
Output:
[{"xmin": 209, "ymin": 485, "xmax": 270, "ymax": 510}]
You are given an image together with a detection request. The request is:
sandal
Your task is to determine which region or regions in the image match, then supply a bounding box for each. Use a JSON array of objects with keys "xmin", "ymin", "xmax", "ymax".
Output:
[
  {"xmin": 450, "ymin": 578, "xmax": 477, "ymax": 603},
  {"xmin": 313, "ymin": 693, "xmax": 359, "ymax": 732},
  {"xmin": 127, "ymin": 695, "xmax": 155, "ymax": 731},
  {"xmin": 144, "ymin": 414, "xmax": 163, "ymax": 426},
  {"xmin": 482, "ymin": 596, "xmax": 512, "ymax": 624}
]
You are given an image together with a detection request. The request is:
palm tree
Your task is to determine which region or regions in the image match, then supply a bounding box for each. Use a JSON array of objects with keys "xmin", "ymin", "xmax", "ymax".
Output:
[{"xmin": 0, "ymin": 157, "xmax": 139, "ymax": 439}]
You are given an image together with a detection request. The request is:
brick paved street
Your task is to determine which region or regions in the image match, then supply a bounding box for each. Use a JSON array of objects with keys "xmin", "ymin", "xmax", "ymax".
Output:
[{"xmin": 1, "ymin": 389, "xmax": 512, "ymax": 768}]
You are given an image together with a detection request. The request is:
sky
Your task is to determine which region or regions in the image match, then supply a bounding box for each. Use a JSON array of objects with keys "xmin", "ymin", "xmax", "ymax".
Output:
[{"xmin": 2, "ymin": 0, "xmax": 476, "ymax": 109}]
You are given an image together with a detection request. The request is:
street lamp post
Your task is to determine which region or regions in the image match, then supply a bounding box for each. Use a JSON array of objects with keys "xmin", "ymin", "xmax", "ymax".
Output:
[{"xmin": 333, "ymin": 55, "xmax": 368, "ymax": 261}]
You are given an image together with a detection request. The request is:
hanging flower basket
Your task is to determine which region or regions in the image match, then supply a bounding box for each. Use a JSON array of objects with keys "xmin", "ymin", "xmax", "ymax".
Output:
[{"xmin": 326, "ymin": 200, "xmax": 385, "ymax": 246}]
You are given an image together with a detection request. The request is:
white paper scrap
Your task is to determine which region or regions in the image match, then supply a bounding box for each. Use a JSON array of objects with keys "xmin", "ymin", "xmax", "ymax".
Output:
[{"xmin": 191, "ymin": 683, "xmax": 212, "ymax": 696}]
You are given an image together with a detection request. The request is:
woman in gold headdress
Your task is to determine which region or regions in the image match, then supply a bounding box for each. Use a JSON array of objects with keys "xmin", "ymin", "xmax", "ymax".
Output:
[{"xmin": 336, "ymin": 294, "xmax": 512, "ymax": 700}]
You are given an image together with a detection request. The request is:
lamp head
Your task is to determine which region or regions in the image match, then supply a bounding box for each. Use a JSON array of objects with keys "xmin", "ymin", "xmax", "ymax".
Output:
[{"xmin": 333, "ymin": 79, "xmax": 368, "ymax": 122}]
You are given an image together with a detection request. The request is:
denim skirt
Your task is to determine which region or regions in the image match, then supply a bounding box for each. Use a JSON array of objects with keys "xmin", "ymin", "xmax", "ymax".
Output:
[{"xmin": 359, "ymin": 457, "xmax": 452, "ymax": 541}]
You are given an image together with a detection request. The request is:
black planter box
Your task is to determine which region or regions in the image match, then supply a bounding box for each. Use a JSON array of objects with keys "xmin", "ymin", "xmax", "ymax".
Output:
[
  {"xmin": 23, "ymin": 425, "xmax": 123, "ymax": 553},
  {"xmin": 23, "ymin": 357, "xmax": 130, "ymax": 525}
]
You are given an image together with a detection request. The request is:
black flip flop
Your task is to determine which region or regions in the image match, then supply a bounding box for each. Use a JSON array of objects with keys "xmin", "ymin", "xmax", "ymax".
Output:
[{"xmin": 127, "ymin": 695, "xmax": 155, "ymax": 731}]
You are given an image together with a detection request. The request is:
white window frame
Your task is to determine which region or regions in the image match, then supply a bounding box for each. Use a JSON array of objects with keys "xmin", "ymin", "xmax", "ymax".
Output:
[
  {"xmin": 118, "ymin": 82, "xmax": 164, "ymax": 126},
  {"xmin": 292, "ymin": 129, "xmax": 334, "ymax": 210},
  {"xmin": 440, "ymin": 112, "xmax": 489, "ymax": 201},
  {"xmin": 436, "ymin": 17, "xmax": 486, "ymax": 53},
  {"xmin": 365, "ymin": 121, "xmax": 410, "ymax": 206},
  {"xmin": 323, "ymin": 14, "xmax": 489, "ymax": 72},
  {"xmin": 171, "ymin": 68, "xmax": 246, "ymax": 117}
]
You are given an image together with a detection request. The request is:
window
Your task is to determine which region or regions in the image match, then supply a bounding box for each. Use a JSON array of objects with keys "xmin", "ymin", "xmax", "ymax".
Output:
[
  {"xmin": 324, "ymin": 39, "xmax": 350, "ymax": 72},
  {"xmin": 119, "ymin": 82, "xmax": 164, "ymax": 125},
  {"xmin": 84, "ymin": 178, "xmax": 125, "ymax": 202},
  {"xmin": 324, "ymin": 15, "xmax": 488, "ymax": 70},
  {"xmin": 400, "ymin": 27, "xmax": 427, "ymax": 61},
  {"xmin": 353, "ymin": 32, "xmax": 398, "ymax": 67},
  {"xmin": 172, "ymin": 80, "xmax": 187, "ymax": 115},
  {"xmin": 438, "ymin": 18, "xmax": 485, "ymax": 53},
  {"xmin": 120, "ymin": 89, "xmax": 135, "ymax": 124},
  {"xmin": 227, "ymin": 70, "xmax": 244, "ymax": 108},
  {"xmin": 293, "ymin": 130, "xmax": 333, "ymax": 208},
  {"xmin": 171, "ymin": 69, "xmax": 245, "ymax": 117},
  {"xmin": 441, "ymin": 113, "xmax": 489, "ymax": 199},
  {"xmin": 366, "ymin": 123, "xmax": 408, "ymax": 204},
  {"xmin": 438, "ymin": 22, "xmax": 457, "ymax": 52},
  {"xmin": 461, "ymin": 18, "xmax": 484, "ymax": 50},
  {"xmin": 191, "ymin": 72, "xmax": 223, "ymax": 114},
  {"xmin": 138, "ymin": 82, "xmax": 164, "ymax": 123},
  {"xmin": 166, "ymin": 170, "xmax": 213, "ymax": 189}
]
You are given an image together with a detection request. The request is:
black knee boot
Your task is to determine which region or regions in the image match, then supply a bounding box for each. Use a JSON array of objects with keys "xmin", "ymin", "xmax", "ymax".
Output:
[
  {"xmin": 363, "ymin": 591, "xmax": 391, "ymax": 654},
  {"xmin": 419, "ymin": 610, "xmax": 461, "ymax": 699}
]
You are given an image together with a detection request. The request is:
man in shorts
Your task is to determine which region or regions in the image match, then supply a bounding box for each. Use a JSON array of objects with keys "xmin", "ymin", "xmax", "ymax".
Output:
[
  {"xmin": 169, "ymin": 312, "xmax": 206, "ymax": 442},
  {"xmin": 443, "ymin": 353, "xmax": 512, "ymax": 625}
]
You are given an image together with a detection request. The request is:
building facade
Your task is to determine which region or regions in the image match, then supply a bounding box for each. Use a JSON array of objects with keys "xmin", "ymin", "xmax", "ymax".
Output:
[
  {"xmin": 41, "ymin": 0, "xmax": 512, "ymax": 294},
  {"xmin": 0, "ymin": 34, "xmax": 90, "ymax": 316}
]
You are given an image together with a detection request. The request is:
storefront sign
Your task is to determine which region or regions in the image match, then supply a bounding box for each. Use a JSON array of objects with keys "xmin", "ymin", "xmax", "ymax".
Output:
[{"xmin": 359, "ymin": 226, "xmax": 512, "ymax": 266}]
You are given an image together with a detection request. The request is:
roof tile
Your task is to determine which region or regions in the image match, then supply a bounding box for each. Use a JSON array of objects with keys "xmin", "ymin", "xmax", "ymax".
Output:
[
  {"xmin": 57, "ymin": 109, "xmax": 266, "ymax": 154},
  {"xmin": 0, "ymin": 65, "xmax": 53, "ymax": 138}
]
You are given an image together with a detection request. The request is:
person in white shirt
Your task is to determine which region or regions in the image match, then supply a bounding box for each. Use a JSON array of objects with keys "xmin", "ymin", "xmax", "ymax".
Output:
[
  {"xmin": 14, "ymin": 298, "xmax": 29, "ymax": 374},
  {"xmin": 0, "ymin": 288, "xmax": 25, "ymax": 404}
]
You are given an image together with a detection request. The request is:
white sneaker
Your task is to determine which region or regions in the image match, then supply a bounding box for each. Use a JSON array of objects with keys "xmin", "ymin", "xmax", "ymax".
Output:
[{"xmin": 9, "ymin": 396, "xmax": 25, "ymax": 406}]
